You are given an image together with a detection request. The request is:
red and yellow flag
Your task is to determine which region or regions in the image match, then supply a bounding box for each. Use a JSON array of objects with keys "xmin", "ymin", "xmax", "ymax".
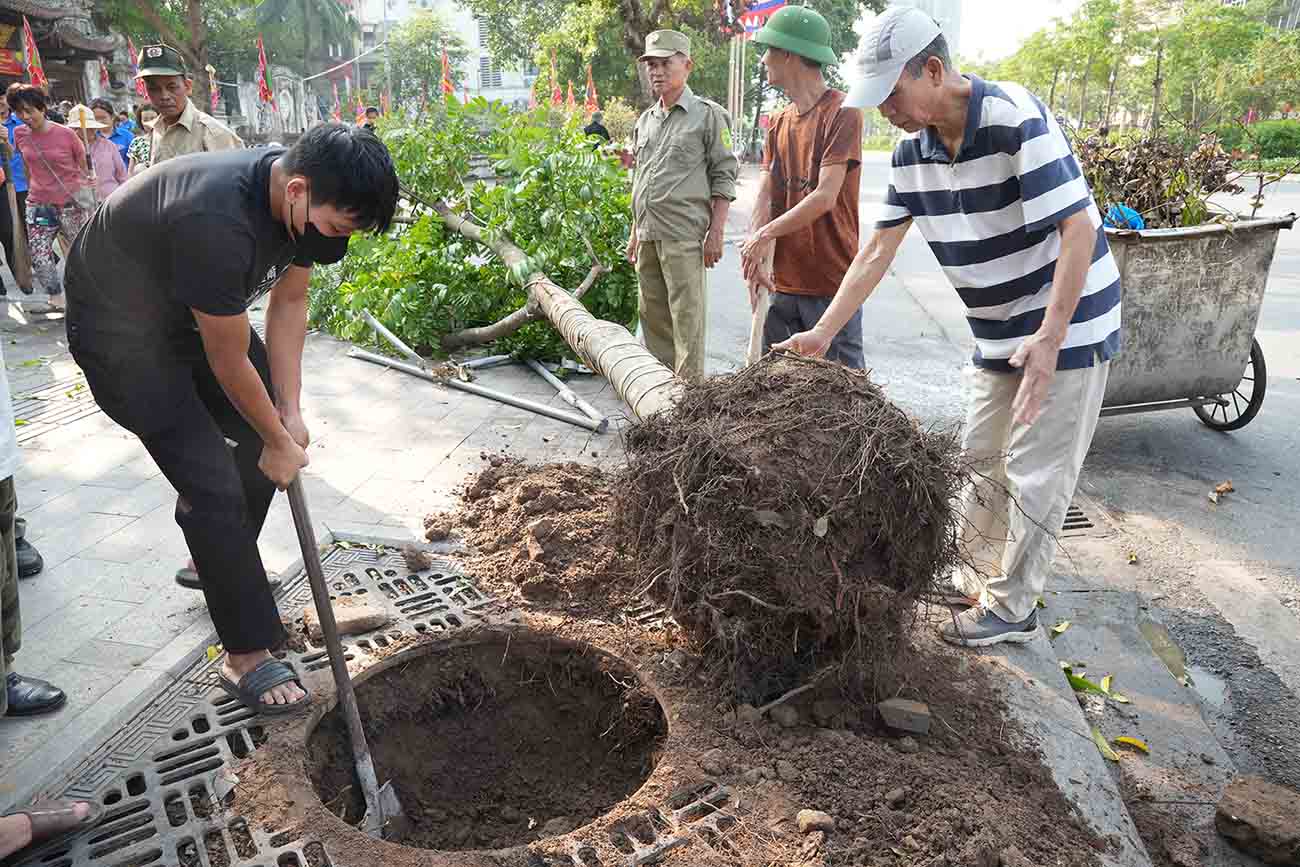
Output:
[
  {"xmin": 549, "ymin": 50, "xmax": 562, "ymax": 107},
  {"xmin": 256, "ymin": 35, "xmax": 276, "ymax": 108},
  {"xmin": 331, "ymin": 81, "xmax": 341, "ymax": 121},
  {"xmin": 127, "ymin": 37, "xmax": 147, "ymax": 97},
  {"xmin": 584, "ymin": 64, "xmax": 598, "ymax": 114},
  {"xmin": 21, "ymin": 17, "xmax": 46, "ymax": 90},
  {"xmin": 565, "ymin": 80, "xmax": 576, "ymax": 110},
  {"xmin": 440, "ymin": 49, "xmax": 454, "ymax": 96}
]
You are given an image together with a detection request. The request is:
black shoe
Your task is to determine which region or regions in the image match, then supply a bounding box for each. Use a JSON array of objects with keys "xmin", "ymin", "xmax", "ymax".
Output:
[
  {"xmin": 17, "ymin": 536, "xmax": 43, "ymax": 578},
  {"xmin": 5, "ymin": 671, "xmax": 67, "ymax": 716}
]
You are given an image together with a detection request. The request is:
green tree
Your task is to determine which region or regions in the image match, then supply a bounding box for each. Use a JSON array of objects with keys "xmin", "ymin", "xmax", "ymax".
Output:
[
  {"xmin": 380, "ymin": 11, "xmax": 471, "ymax": 106},
  {"xmin": 95, "ymin": 0, "xmax": 259, "ymax": 109},
  {"xmin": 256, "ymin": 0, "xmax": 357, "ymax": 77}
]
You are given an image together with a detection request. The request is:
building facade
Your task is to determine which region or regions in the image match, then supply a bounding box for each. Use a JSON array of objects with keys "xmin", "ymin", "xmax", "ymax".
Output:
[{"xmin": 0, "ymin": 0, "xmax": 118, "ymax": 105}]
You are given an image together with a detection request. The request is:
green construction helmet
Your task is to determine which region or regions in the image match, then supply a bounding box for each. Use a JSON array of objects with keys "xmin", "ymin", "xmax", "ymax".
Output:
[{"xmin": 752, "ymin": 5, "xmax": 838, "ymax": 66}]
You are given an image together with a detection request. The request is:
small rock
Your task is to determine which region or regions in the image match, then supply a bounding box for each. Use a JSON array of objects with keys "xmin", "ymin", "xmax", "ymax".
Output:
[
  {"xmin": 526, "ymin": 517, "xmax": 554, "ymax": 539},
  {"xmin": 302, "ymin": 598, "xmax": 392, "ymax": 642},
  {"xmin": 895, "ymin": 736, "xmax": 920, "ymax": 754},
  {"xmin": 665, "ymin": 649, "xmax": 690, "ymax": 669},
  {"xmin": 451, "ymin": 826, "xmax": 472, "ymax": 844},
  {"xmin": 1216, "ymin": 775, "xmax": 1300, "ymax": 864},
  {"xmin": 499, "ymin": 805, "xmax": 524, "ymax": 823},
  {"xmin": 796, "ymin": 810, "xmax": 835, "ymax": 834},
  {"xmin": 885, "ymin": 787, "xmax": 907, "ymax": 807},
  {"xmin": 541, "ymin": 816, "xmax": 578, "ymax": 837},
  {"xmin": 1201, "ymin": 753, "xmax": 1217, "ymax": 765},
  {"xmin": 770, "ymin": 704, "xmax": 800, "ymax": 728},
  {"xmin": 776, "ymin": 760, "xmax": 800, "ymax": 781},
  {"xmin": 699, "ymin": 748, "xmax": 730, "ymax": 776},
  {"xmin": 401, "ymin": 544, "xmax": 435, "ymax": 571},
  {"xmin": 903, "ymin": 834, "xmax": 921, "ymax": 851},
  {"xmin": 736, "ymin": 703, "xmax": 763, "ymax": 725},
  {"xmin": 526, "ymin": 535, "xmax": 546, "ymax": 561},
  {"xmin": 759, "ymin": 765, "xmax": 777, "ymax": 780},
  {"xmin": 742, "ymin": 767, "xmax": 763, "ymax": 785},
  {"xmin": 877, "ymin": 697, "xmax": 932, "ymax": 735}
]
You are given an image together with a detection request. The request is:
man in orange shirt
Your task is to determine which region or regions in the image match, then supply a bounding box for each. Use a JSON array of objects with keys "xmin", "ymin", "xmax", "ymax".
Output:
[{"xmin": 742, "ymin": 5, "xmax": 865, "ymax": 368}]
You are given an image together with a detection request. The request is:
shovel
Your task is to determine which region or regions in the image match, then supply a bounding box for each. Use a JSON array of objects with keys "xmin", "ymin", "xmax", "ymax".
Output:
[{"xmin": 286, "ymin": 477, "xmax": 406, "ymax": 840}]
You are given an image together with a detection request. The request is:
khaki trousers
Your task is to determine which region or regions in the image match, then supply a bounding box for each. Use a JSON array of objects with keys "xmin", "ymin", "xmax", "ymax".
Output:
[
  {"xmin": 636, "ymin": 239, "xmax": 707, "ymax": 380},
  {"xmin": 954, "ymin": 360, "xmax": 1109, "ymax": 622}
]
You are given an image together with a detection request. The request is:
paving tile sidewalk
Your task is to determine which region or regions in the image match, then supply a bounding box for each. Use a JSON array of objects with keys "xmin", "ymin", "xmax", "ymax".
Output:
[{"xmin": 0, "ymin": 304, "xmax": 628, "ymax": 811}]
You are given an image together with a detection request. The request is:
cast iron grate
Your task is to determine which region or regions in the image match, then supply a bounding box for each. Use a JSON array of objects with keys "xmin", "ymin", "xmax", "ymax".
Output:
[
  {"xmin": 1060, "ymin": 501, "xmax": 1103, "ymax": 537},
  {"xmin": 14, "ymin": 543, "xmax": 741, "ymax": 867},
  {"xmin": 13, "ymin": 542, "xmax": 492, "ymax": 867}
]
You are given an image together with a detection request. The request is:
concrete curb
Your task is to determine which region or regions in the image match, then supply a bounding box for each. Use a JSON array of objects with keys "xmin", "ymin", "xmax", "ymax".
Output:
[{"xmin": 983, "ymin": 632, "xmax": 1154, "ymax": 867}]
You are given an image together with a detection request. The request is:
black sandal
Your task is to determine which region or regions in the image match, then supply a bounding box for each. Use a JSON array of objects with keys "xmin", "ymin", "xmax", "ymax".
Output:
[
  {"xmin": 217, "ymin": 659, "xmax": 309, "ymax": 715},
  {"xmin": 3, "ymin": 799, "xmax": 103, "ymax": 854},
  {"xmin": 176, "ymin": 568, "xmax": 282, "ymax": 591}
]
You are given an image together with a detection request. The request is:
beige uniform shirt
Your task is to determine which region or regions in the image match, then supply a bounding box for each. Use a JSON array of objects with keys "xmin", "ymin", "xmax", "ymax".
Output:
[
  {"xmin": 632, "ymin": 86, "xmax": 738, "ymax": 242},
  {"xmin": 148, "ymin": 100, "xmax": 243, "ymax": 168}
]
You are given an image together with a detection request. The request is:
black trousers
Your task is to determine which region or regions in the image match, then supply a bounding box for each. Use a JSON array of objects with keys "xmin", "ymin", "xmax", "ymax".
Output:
[{"xmin": 67, "ymin": 323, "xmax": 284, "ymax": 653}]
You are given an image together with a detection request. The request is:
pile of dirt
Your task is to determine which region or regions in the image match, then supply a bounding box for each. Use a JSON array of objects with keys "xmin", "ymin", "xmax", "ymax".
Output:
[
  {"xmin": 617, "ymin": 354, "xmax": 967, "ymax": 704},
  {"xmin": 306, "ymin": 635, "xmax": 666, "ymax": 851},
  {"xmin": 439, "ymin": 457, "xmax": 642, "ymax": 611}
]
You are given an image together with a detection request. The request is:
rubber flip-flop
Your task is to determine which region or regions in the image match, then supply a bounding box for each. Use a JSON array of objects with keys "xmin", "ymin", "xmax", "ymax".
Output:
[
  {"xmin": 4, "ymin": 799, "xmax": 104, "ymax": 854},
  {"xmin": 175, "ymin": 568, "xmax": 283, "ymax": 591},
  {"xmin": 217, "ymin": 659, "xmax": 309, "ymax": 715}
]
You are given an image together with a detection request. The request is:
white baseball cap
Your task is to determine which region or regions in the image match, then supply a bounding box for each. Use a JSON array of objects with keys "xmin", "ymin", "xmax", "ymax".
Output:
[{"xmin": 845, "ymin": 6, "xmax": 943, "ymax": 109}]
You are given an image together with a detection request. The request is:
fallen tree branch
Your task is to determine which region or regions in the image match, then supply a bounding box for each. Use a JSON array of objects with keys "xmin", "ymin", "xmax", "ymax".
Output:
[
  {"xmin": 399, "ymin": 188, "xmax": 679, "ymax": 420},
  {"xmin": 440, "ymin": 258, "xmax": 607, "ymax": 351}
]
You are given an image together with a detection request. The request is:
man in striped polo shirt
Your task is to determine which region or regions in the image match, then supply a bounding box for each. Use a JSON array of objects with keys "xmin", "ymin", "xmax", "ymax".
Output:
[{"xmin": 777, "ymin": 6, "xmax": 1120, "ymax": 647}]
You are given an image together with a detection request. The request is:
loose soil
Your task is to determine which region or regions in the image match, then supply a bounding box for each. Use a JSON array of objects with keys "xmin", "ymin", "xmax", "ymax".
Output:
[
  {"xmin": 441, "ymin": 457, "xmax": 641, "ymax": 615},
  {"xmin": 306, "ymin": 635, "xmax": 666, "ymax": 851}
]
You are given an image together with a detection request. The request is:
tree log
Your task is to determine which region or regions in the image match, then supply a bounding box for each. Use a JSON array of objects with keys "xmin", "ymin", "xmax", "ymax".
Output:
[{"xmin": 425, "ymin": 197, "xmax": 680, "ymax": 421}]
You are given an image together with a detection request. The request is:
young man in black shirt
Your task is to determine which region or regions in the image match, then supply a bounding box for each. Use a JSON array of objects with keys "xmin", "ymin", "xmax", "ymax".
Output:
[{"xmin": 63, "ymin": 123, "xmax": 399, "ymax": 714}]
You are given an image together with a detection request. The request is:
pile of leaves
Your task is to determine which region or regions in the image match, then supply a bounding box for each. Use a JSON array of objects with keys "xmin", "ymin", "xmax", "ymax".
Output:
[
  {"xmin": 1075, "ymin": 129, "xmax": 1244, "ymax": 228},
  {"xmin": 615, "ymin": 355, "xmax": 969, "ymax": 705},
  {"xmin": 308, "ymin": 98, "xmax": 637, "ymax": 361}
]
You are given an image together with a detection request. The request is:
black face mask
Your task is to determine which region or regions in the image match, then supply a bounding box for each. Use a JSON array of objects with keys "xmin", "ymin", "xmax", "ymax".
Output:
[{"xmin": 289, "ymin": 196, "xmax": 350, "ymax": 265}]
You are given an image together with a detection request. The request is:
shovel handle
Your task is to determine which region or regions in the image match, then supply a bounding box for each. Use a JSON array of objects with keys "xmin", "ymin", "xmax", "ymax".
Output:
[{"xmin": 286, "ymin": 477, "xmax": 387, "ymax": 837}]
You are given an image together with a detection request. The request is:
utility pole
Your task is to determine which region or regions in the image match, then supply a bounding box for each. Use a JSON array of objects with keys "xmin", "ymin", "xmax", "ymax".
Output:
[{"xmin": 383, "ymin": 0, "xmax": 392, "ymax": 100}]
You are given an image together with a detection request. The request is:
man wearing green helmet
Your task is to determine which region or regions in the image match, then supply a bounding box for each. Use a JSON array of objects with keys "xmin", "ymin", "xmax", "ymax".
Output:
[{"xmin": 742, "ymin": 4, "xmax": 865, "ymax": 368}]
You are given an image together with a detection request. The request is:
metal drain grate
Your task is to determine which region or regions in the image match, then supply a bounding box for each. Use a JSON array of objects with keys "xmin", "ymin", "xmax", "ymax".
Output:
[
  {"xmin": 1060, "ymin": 501, "xmax": 1109, "ymax": 538},
  {"xmin": 527, "ymin": 782, "xmax": 738, "ymax": 867},
  {"xmin": 15, "ymin": 542, "xmax": 493, "ymax": 867}
]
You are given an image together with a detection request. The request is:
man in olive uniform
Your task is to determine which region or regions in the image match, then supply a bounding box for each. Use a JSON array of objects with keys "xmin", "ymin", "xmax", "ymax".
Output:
[
  {"xmin": 626, "ymin": 30, "xmax": 738, "ymax": 379},
  {"xmin": 137, "ymin": 44, "xmax": 243, "ymax": 169}
]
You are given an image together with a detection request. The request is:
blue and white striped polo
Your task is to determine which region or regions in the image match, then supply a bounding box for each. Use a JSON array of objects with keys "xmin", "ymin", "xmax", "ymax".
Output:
[{"xmin": 876, "ymin": 75, "xmax": 1121, "ymax": 371}]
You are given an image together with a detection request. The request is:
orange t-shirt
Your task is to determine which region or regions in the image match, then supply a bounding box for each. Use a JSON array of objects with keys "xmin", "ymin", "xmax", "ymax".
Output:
[{"xmin": 764, "ymin": 89, "xmax": 863, "ymax": 297}]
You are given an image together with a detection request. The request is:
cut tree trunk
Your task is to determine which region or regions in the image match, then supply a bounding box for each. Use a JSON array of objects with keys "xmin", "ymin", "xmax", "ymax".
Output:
[{"xmin": 425, "ymin": 198, "xmax": 680, "ymax": 421}]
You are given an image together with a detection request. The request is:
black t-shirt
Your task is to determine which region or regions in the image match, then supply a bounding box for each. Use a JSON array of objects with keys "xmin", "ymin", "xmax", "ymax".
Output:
[
  {"xmin": 583, "ymin": 121, "xmax": 611, "ymax": 142},
  {"xmin": 66, "ymin": 148, "xmax": 347, "ymax": 342}
]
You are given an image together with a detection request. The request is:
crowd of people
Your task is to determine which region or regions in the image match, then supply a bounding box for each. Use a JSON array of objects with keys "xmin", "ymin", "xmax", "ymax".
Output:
[{"xmin": 1, "ymin": 4, "xmax": 1123, "ymax": 859}]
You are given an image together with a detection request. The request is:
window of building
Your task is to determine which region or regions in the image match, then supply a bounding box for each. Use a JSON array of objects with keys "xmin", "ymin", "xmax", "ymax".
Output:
[
  {"xmin": 477, "ymin": 18, "xmax": 490, "ymax": 47},
  {"xmin": 479, "ymin": 55, "xmax": 502, "ymax": 89}
]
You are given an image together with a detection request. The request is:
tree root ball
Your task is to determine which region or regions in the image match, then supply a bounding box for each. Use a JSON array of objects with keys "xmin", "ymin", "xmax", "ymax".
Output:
[{"xmin": 616, "ymin": 355, "xmax": 969, "ymax": 704}]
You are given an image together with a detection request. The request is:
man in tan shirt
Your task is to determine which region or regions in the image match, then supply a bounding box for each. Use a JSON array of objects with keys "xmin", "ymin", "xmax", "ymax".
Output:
[
  {"xmin": 627, "ymin": 30, "xmax": 738, "ymax": 380},
  {"xmin": 137, "ymin": 44, "xmax": 242, "ymax": 169}
]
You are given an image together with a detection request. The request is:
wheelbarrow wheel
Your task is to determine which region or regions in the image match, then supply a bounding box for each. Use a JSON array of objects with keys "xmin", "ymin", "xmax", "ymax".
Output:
[{"xmin": 1193, "ymin": 338, "xmax": 1267, "ymax": 432}]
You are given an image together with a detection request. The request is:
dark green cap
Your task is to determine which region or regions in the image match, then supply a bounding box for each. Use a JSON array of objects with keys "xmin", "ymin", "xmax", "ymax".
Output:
[
  {"xmin": 137, "ymin": 44, "xmax": 188, "ymax": 78},
  {"xmin": 752, "ymin": 6, "xmax": 838, "ymax": 66}
]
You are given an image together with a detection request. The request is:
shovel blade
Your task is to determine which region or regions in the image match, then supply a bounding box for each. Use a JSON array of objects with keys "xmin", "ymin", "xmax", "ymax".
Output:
[{"xmin": 364, "ymin": 780, "xmax": 408, "ymax": 841}]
